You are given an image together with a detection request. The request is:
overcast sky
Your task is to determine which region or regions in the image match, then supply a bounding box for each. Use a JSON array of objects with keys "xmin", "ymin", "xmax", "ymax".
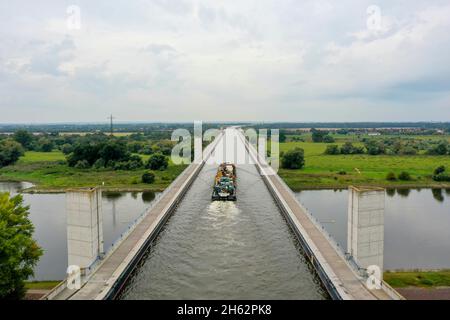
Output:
[{"xmin": 1, "ymin": 0, "xmax": 449, "ymax": 123}]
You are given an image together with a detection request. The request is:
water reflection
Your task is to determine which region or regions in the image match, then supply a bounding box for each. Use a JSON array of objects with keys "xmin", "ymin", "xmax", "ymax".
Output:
[
  {"xmin": 141, "ymin": 191, "xmax": 155, "ymax": 203},
  {"xmin": 296, "ymin": 188, "xmax": 450, "ymax": 270},
  {"xmin": 432, "ymin": 188, "xmax": 444, "ymax": 202},
  {"xmin": 0, "ymin": 181, "xmax": 34, "ymax": 193},
  {"xmin": 386, "ymin": 189, "xmax": 396, "ymax": 197},
  {"xmin": 396, "ymin": 188, "xmax": 411, "ymax": 198},
  {"xmin": 104, "ymin": 192, "xmax": 125, "ymax": 200}
]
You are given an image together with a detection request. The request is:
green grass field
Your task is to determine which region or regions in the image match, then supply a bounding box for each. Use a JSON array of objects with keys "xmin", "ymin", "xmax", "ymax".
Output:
[
  {"xmin": 24, "ymin": 280, "xmax": 61, "ymax": 290},
  {"xmin": 17, "ymin": 151, "xmax": 66, "ymax": 163},
  {"xmin": 384, "ymin": 270, "xmax": 450, "ymax": 288},
  {"xmin": 278, "ymin": 140, "xmax": 450, "ymax": 190},
  {"xmin": 0, "ymin": 151, "xmax": 187, "ymax": 192},
  {"xmin": 3, "ymin": 133, "xmax": 450, "ymax": 191}
]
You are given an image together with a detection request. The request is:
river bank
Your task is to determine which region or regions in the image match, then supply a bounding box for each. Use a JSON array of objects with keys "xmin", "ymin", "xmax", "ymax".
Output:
[
  {"xmin": 384, "ymin": 270, "xmax": 450, "ymax": 300},
  {"xmin": 0, "ymin": 151, "xmax": 187, "ymax": 193}
]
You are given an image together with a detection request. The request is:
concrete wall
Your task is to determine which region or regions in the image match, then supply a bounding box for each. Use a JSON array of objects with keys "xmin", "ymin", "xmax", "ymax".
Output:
[
  {"xmin": 66, "ymin": 188, "xmax": 104, "ymax": 269},
  {"xmin": 347, "ymin": 187, "xmax": 385, "ymax": 275}
]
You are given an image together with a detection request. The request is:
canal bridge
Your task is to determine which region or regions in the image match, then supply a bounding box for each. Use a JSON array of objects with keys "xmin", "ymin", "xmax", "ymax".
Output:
[{"xmin": 45, "ymin": 128, "xmax": 402, "ymax": 300}]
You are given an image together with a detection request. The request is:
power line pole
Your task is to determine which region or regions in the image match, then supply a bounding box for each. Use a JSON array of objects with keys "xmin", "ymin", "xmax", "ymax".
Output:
[{"xmin": 108, "ymin": 114, "xmax": 115, "ymax": 136}]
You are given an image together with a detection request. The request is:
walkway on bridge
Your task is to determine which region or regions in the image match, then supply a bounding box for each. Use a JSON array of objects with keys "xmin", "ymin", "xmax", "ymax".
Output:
[
  {"xmin": 47, "ymin": 128, "xmax": 401, "ymax": 300},
  {"xmin": 48, "ymin": 132, "xmax": 222, "ymax": 300},
  {"xmin": 239, "ymin": 129, "xmax": 400, "ymax": 300}
]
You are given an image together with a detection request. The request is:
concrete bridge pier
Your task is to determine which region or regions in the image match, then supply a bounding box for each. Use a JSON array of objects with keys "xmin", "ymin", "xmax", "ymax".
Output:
[
  {"xmin": 347, "ymin": 186, "xmax": 385, "ymax": 277},
  {"xmin": 66, "ymin": 188, "xmax": 104, "ymax": 273}
]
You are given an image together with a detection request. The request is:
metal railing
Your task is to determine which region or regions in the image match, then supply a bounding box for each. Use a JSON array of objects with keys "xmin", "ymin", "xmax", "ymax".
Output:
[
  {"xmin": 238, "ymin": 129, "xmax": 367, "ymax": 279},
  {"xmin": 84, "ymin": 135, "xmax": 223, "ymax": 276},
  {"xmin": 45, "ymin": 131, "xmax": 225, "ymax": 299}
]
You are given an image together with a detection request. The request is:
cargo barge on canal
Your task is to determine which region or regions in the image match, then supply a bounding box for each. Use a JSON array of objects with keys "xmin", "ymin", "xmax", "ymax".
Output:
[{"xmin": 212, "ymin": 163, "xmax": 237, "ymax": 201}]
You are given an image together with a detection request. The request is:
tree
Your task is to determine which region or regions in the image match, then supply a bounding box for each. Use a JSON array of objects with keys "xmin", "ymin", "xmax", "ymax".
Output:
[
  {"xmin": 61, "ymin": 143, "xmax": 74, "ymax": 155},
  {"xmin": 0, "ymin": 140, "xmax": 24, "ymax": 168},
  {"xmin": 146, "ymin": 153, "xmax": 168, "ymax": 170},
  {"xmin": 365, "ymin": 140, "xmax": 386, "ymax": 155},
  {"xmin": 324, "ymin": 145, "xmax": 340, "ymax": 155},
  {"xmin": 99, "ymin": 141, "xmax": 129, "ymax": 165},
  {"xmin": 127, "ymin": 141, "xmax": 144, "ymax": 154},
  {"xmin": 74, "ymin": 160, "xmax": 90, "ymax": 169},
  {"xmin": 281, "ymin": 147, "xmax": 305, "ymax": 169},
  {"xmin": 67, "ymin": 143, "xmax": 100, "ymax": 167},
  {"xmin": 399, "ymin": 146, "xmax": 417, "ymax": 155},
  {"xmin": 0, "ymin": 193, "xmax": 43, "ymax": 299},
  {"xmin": 279, "ymin": 131, "xmax": 287, "ymax": 143},
  {"xmin": 434, "ymin": 166, "xmax": 446, "ymax": 175},
  {"xmin": 142, "ymin": 172, "xmax": 155, "ymax": 184},
  {"xmin": 398, "ymin": 171, "xmax": 412, "ymax": 181},
  {"xmin": 67, "ymin": 140, "xmax": 130, "ymax": 168},
  {"xmin": 13, "ymin": 130, "xmax": 33, "ymax": 150},
  {"xmin": 93, "ymin": 158, "xmax": 106, "ymax": 169},
  {"xmin": 139, "ymin": 145, "xmax": 154, "ymax": 155},
  {"xmin": 311, "ymin": 129, "xmax": 327, "ymax": 143},
  {"xmin": 432, "ymin": 166, "xmax": 450, "ymax": 182},
  {"xmin": 340, "ymin": 142, "xmax": 354, "ymax": 155},
  {"xmin": 36, "ymin": 138, "xmax": 54, "ymax": 152},
  {"xmin": 432, "ymin": 173, "xmax": 450, "ymax": 182},
  {"xmin": 322, "ymin": 135, "xmax": 335, "ymax": 143},
  {"xmin": 428, "ymin": 141, "xmax": 448, "ymax": 155},
  {"xmin": 386, "ymin": 172, "xmax": 397, "ymax": 181},
  {"xmin": 128, "ymin": 154, "xmax": 144, "ymax": 168}
]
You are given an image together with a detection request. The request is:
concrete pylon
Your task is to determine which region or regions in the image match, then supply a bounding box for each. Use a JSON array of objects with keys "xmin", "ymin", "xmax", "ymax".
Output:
[
  {"xmin": 347, "ymin": 186, "xmax": 385, "ymax": 275},
  {"xmin": 66, "ymin": 188, "xmax": 104, "ymax": 270}
]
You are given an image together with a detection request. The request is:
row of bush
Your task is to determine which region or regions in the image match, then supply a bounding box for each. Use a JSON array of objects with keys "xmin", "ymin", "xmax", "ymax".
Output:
[
  {"xmin": 432, "ymin": 166, "xmax": 450, "ymax": 182},
  {"xmin": 5, "ymin": 129, "xmax": 177, "ymax": 161},
  {"xmin": 386, "ymin": 166, "xmax": 450, "ymax": 182},
  {"xmin": 73, "ymin": 152, "xmax": 168, "ymax": 171},
  {"xmin": 386, "ymin": 171, "xmax": 412, "ymax": 181},
  {"xmin": 324, "ymin": 143, "xmax": 365, "ymax": 155}
]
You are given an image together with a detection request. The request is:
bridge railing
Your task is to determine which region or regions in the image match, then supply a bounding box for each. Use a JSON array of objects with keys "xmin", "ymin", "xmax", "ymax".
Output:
[
  {"xmin": 273, "ymin": 170, "xmax": 368, "ymax": 276},
  {"xmin": 44, "ymin": 133, "xmax": 224, "ymax": 300},
  {"xmin": 274, "ymin": 170, "xmax": 404, "ymax": 299},
  {"xmin": 66, "ymin": 131, "xmax": 225, "ymax": 293},
  {"xmin": 84, "ymin": 133, "xmax": 226, "ymax": 276},
  {"xmin": 238, "ymin": 129, "xmax": 366, "ymax": 278}
]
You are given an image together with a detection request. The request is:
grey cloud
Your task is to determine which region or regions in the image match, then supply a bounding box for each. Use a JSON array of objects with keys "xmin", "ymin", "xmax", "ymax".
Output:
[
  {"xmin": 1, "ymin": 0, "xmax": 450, "ymax": 122},
  {"xmin": 142, "ymin": 44, "xmax": 177, "ymax": 55},
  {"xmin": 27, "ymin": 37, "xmax": 76, "ymax": 76}
]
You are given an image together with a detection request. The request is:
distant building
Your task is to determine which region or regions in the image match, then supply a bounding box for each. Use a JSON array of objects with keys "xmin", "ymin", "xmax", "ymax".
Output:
[{"xmin": 368, "ymin": 132, "xmax": 381, "ymax": 136}]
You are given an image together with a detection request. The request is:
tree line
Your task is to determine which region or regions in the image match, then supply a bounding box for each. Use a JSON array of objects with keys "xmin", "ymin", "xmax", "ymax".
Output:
[
  {"xmin": 0, "ymin": 130, "xmax": 175, "ymax": 170},
  {"xmin": 324, "ymin": 138, "xmax": 450, "ymax": 156}
]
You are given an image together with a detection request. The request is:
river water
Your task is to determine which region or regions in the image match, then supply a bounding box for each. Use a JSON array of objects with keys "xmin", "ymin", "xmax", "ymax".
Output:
[
  {"xmin": 120, "ymin": 129, "xmax": 327, "ymax": 299},
  {"xmin": 0, "ymin": 181, "xmax": 158, "ymax": 280},
  {"xmin": 296, "ymin": 188, "xmax": 450, "ymax": 270},
  {"xmin": 2, "ymin": 130, "xmax": 449, "ymax": 296}
]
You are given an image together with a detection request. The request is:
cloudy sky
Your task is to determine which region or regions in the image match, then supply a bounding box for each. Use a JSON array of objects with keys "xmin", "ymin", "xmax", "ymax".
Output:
[{"xmin": 1, "ymin": 0, "xmax": 449, "ymax": 123}]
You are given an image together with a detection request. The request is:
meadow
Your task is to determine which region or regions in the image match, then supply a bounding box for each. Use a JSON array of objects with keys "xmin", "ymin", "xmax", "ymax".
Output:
[
  {"xmin": 0, "ymin": 151, "xmax": 186, "ymax": 192},
  {"xmin": 278, "ymin": 134, "xmax": 450, "ymax": 190},
  {"xmin": 384, "ymin": 270, "xmax": 450, "ymax": 288},
  {"xmin": 2, "ymin": 133, "xmax": 450, "ymax": 191}
]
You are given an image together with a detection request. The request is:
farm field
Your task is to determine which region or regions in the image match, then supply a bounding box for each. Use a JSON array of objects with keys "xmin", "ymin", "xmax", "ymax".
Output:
[{"xmin": 277, "ymin": 134, "xmax": 450, "ymax": 190}]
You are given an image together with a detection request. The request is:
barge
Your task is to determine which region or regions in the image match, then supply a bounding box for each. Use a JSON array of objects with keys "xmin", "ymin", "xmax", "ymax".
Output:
[{"xmin": 212, "ymin": 163, "xmax": 237, "ymax": 201}]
